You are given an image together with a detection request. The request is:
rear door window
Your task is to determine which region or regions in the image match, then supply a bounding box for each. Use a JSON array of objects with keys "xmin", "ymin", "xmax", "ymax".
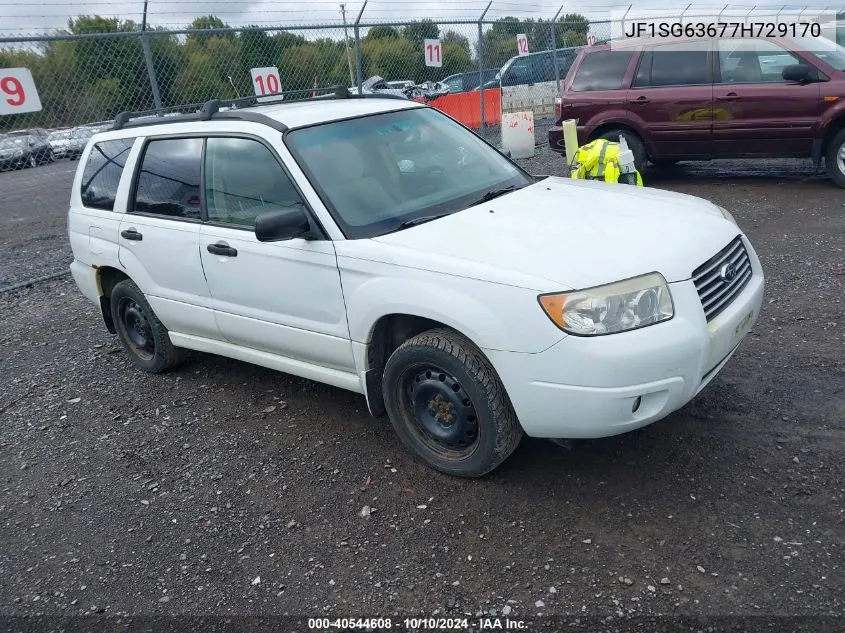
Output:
[
  {"xmin": 570, "ymin": 50, "xmax": 634, "ymax": 91},
  {"xmin": 79, "ymin": 139, "xmax": 135, "ymax": 211},
  {"xmin": 633, "ymin": 42, "xmax": 711, "ymax": 87},
  {"xmin": 132, "ymin": 138, "xmax": 203, "ymax": 220}
]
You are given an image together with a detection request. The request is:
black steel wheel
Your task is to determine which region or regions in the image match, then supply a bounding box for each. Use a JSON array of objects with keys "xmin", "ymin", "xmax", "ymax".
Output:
[
  {"xmin": 383, "ymin": 328, "xmax": 522, "ymax": 477},
  {"xmin": 110, "ymin": 279, "xmax": 184, "ymax": 373},
  {"xmin": 400, "ymin": 363, "xmax": 481, "ymax": 458},
  {"xmin": 116, "ymin": 296, "xmax": 156, "ymax": 361}
]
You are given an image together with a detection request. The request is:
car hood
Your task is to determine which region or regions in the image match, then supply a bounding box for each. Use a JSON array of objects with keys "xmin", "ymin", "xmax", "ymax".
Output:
[{"xmin": 371, "ymin": 177, "xmax": 741, "ymax": 290}]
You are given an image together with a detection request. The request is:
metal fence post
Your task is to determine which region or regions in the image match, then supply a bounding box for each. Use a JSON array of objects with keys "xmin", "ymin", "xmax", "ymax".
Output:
[
  {"xmin": 141, "ymin": 33, "xmax": 163, "ymax": 110},
  {"xmin": 140, "ymin": 0, "xmax": 162, "ymax": 110},
  {"xmin": 477, "ymin": 1, "xmax": 492, "ymax": 140},
  {"xmin": 551, "ymin": 6, "xmax": 563, "ymax": 96},
  {"xmin": 354, "ymin": 1, "xmax": 368, "ymax": 93}
]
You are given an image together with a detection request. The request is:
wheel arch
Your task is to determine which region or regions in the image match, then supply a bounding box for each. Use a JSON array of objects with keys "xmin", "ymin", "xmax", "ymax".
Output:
[
  {"xmin": 362, "ymin": 313, "xmax": 481, "ymax": 418},
  {"xmin": 94, "ymin": 265, "xmax": 131, "ymax": 334},
  {"xmin": 820, "ymin": 114, "xmax": 845, "ymax": 165}
]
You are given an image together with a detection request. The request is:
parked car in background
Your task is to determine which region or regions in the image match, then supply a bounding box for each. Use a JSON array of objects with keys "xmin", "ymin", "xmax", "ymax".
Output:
[
  {"xmin": 348, "ymin": 76, "xmax": 409, "ymax": 98},
  {"xmin": 49, "ymin": 129, "xmax": 86, "ymax": 160},
  {"xmin": 548, "ymin": 36, "xmax": 845, "ymax": 186},
  {"xmin": 497, "ymin": 46, "xmax": 582, "ymax": 118},
  {"xmin": 385, "ymin": 79, "xmax": 415, "ymax": 90},
  {"xmin": 3, "ymin": 129, "xmax": 54, "ymax": 166},
  {"xmin": 0, "ymin": 135, "xmax": 35, "ymax": 170},
  {"xmin": 443, "ymin": 68, "xmax": 500, "ymax": 93}
]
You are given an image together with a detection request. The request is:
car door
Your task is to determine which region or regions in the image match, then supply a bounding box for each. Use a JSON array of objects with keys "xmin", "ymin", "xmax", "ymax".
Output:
[
  {"xmin": 626, "ymin": 40, "xmax": 714, "ymax": 159},
  {"xmin": 713, "ymin": 39, "xmax": 821, "ymax": 157},
  {"xmin": 117, "ymin": 136, "xmax": 219, "ymax": 339},
  {"xmin": 198, "ymin": 136, "xmax": 354, "ymax": 373}
]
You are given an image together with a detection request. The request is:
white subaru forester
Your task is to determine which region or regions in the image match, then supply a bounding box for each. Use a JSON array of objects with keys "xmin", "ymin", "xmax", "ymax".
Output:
[{"xmin": 68, "ymin": 93, "xmax": 764, "ymax": 477}]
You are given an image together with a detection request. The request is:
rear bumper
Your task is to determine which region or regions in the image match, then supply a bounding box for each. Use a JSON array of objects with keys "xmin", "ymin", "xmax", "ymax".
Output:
[
  {"xmin": 485, "ymin": 245, "xmax": 765, "ymax": 438},
  {"xmin": 70, "ymin": 259, "xmax": 101, "ymax": 305}
]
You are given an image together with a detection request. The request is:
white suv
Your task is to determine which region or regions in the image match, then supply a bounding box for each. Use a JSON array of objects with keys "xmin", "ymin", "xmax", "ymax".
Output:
[{"xmin": 68, "ymin": 93, "xmax": 764, "ymax": 477}]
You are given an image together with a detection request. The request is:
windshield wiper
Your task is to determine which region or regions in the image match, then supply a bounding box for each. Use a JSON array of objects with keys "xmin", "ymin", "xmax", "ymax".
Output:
[
  {"xmin": 467, "ymin": 185, "xmax": 521, "ymax": 207},
  {"xmin": 385, "ymin": 213, "xmax": 451, "ymax": 234}
]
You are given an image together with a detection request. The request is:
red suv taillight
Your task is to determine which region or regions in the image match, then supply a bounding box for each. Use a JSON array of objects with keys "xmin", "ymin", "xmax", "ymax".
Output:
[{"xmin": 554, "ymin": 96, "xmax": 562, "ymax": 121}]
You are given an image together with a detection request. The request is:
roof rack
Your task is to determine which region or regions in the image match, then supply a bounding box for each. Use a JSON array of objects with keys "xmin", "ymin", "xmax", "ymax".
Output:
[{"xmin": 111, "ymin": 85, "xmax": 411, "ymax": 131}]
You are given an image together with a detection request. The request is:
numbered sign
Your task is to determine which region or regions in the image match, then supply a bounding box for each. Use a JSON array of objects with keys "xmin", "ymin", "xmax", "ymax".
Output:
[
  {"xmin": 587, "ymin": 34, "xmax": 597, "ymax": 46},
  {"xmin": 250, "ymin": 66, "xmax": 282, "ymax": 98},
  {"xmin": 424, "ymin": 39, "xmax": 442, "ymax": 67},
  {"xmin": 516, "ymin": 33, "xmax": 529, "ymax": 56},
  {"xmin": 0, "ymin": 68, "xmax": 42, "ymax": 116}
]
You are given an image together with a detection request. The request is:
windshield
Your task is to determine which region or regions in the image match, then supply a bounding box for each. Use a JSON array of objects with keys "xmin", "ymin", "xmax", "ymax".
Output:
[
  {"xmin": 791, "ymin": 35, "xmax": 845, "ymax": 70},
  {"xmin": 285, "ymin": 107, "xmax": 532, "ymax": 239},
  {"xmin": 0, "ymin": 137, "xmax": 26, "ymax": 148},
  {"xmin": 50, "ymin": 131, "xmax": 72, "ymax": 140}
]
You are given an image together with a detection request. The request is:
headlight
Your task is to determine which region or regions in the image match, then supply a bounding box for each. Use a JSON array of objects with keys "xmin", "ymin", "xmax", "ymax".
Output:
[
  {"xmin": 718, "ymin": 205, "xmax": 737, "ymax": 226},
  {"xmin": 539, "ymin": 273, "xmax": 674, "ymax": 336}
]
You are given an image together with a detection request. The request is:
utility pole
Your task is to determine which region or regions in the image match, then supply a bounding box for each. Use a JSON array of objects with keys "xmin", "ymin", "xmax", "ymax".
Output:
[
  {"xmin": 140, "ymin": 0, "xmax": 163, "ymax": 110},
  {"xmin": 340, "ymin": 4, "xmax": 355, "ymax": 87}
]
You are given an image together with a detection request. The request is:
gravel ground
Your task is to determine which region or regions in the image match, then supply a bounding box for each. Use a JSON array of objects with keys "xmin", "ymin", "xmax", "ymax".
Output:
[{"xmin": 1, "ymin": 147, "xmax": 843, "ymax": 630}]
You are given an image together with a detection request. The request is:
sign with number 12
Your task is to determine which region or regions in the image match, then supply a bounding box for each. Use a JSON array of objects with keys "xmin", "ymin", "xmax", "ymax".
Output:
[
  {"xmin": 424, "ymin": 39, "xmax": 442, "ymax": 67},
  {"xmin": 516, "ymin": 34, "xmax": 529, "ymax": 56},
  {"xmin": 0, "ymin": 68, "xmax": 42, "ymax": 115}
]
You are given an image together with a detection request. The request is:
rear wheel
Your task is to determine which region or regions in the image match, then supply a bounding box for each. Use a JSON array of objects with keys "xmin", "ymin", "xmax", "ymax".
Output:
[
  {"xmin": 110, "ymin": 279, "xmax": 184, "ymax": 373},
  {"xmin": 596, "ymin": 127, "xmax": 647, "ymax": 173},
  {"xmin": 826, "ymin": 128, "xmax": 845, "ymax": 188},
  {"xmin": 382, "ymin": 328, "xmax": 522, "ymax": 477}
]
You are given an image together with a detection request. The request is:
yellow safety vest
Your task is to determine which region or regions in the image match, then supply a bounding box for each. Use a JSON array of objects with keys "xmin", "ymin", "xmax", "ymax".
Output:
[{"xmin": 570, "ymin": 138, "xmax": 643, "ymax": 186}]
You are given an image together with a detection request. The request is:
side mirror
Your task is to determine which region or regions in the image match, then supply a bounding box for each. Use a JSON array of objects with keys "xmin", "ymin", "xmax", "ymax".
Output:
[
  {"xmin": 782, "ymin": 64, "xmax": 818, "ymax": 84},
  {"xmin": 254, "ymin": 207, "xmax": 310, "ymax": 242}
]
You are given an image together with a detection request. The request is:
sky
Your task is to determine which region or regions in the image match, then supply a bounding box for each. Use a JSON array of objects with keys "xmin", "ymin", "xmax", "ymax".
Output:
[{"xmin": 0, "ymin": 0, "xmax": 839, "ymax": 36}]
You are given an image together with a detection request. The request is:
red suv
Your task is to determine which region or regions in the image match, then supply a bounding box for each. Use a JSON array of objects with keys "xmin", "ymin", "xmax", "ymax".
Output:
[{"xmin": 548, "ymin": 36, "xmax": 845, "ymax": 186}]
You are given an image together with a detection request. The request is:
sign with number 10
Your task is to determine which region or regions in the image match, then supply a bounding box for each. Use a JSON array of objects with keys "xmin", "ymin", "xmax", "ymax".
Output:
[
  {"xmin": 0, "ymin": 68, "xmax": 42, "ymax": 115},
  {"xmin": 516, "ymin": 33, "xmax": 529, "ymax": 56},
  {"xmin": 250, "ymin": 66, "xmax": 282, "ymax": 98},
  {"xmin": 424, "ymin": 39, "xmax": 442, "ymax": 67}
]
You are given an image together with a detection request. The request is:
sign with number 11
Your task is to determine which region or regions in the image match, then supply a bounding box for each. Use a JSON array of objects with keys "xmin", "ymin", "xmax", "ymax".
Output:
[{"xmin": 424, "ymin": 39, "xmax": 442, "ymax": 67}]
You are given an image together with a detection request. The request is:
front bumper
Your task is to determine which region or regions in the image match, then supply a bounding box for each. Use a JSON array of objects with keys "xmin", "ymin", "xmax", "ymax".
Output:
[{"xmin": 485, "ymin": 241, "xmax": 765, "ymax": 438}]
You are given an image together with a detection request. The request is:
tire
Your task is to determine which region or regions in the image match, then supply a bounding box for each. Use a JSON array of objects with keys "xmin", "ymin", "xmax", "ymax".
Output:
[
  {"xmin": 28, "ymin": 154, "xmax": 37, "ymax": 168},
  {"xmin": 825, "ymin": 128, "xmax": 845, "ymax": 188},
  {"xmin": 597, "ymin": 127, "xmax": 647, "ymax": 173},
  {"xmin": 382, "ymin": 328, "xmax": 523, "ymax": 477},
  {"xmin": 110, "ymin": 279, "xmax": 184, "ymax": 374}
]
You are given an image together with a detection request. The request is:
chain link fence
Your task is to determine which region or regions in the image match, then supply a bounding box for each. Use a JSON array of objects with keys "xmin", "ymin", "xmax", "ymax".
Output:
[{"xmin": 2, "ymin": 7, "xmax": 843, "ymax": 146}]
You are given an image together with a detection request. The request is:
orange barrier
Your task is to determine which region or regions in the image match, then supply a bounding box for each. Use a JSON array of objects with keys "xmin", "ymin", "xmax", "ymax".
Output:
[{"xmin": 420, "ymin": 89, "xmax": 501, "ymax": 129}]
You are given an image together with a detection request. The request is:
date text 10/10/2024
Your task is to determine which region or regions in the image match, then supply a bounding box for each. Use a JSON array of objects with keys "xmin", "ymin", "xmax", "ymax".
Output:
[{"xmin": 307, "ymin": 617, "xmax": 529, "ymax": 630}]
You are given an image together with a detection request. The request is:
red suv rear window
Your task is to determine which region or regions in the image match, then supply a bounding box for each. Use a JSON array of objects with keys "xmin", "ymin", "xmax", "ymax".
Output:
[{"xmin": 571, "ymin": 50, "xmax": 634, "ymax": 92}]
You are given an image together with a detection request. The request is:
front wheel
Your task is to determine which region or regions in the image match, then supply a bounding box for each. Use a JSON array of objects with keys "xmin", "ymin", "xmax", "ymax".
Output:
[
  {"xmin": 826, "ymin": 128, "xmax": 845, "ymax": 188},
  {"xmin": 382, "ymin": 328, "xmax": 523, "ymax": 477},
  {"xmin": 110, "ymin": 279, "xmax": 184, "ymax": 373}
]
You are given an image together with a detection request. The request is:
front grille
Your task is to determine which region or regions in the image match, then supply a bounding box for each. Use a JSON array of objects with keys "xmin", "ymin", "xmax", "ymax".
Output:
[{"xmin": 692, "ymin": 236, "xmax": 752, "ymax": 321}]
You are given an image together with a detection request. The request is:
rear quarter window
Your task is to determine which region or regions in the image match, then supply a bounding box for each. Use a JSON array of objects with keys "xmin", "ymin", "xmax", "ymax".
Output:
[
  {"xmin": 79, "ymin": 139, "xmax": 134, "ymax": 211},
  {"xmin": 570, "ymin": 50, "xmax": 634, "ymax": 91}
]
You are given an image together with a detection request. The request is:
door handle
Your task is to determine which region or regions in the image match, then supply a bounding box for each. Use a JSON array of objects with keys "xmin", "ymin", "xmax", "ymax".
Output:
[
  {"xmin": 716, "ymin": 92, "xmax": 739, "ymax": 101},
  {"xmin": 629, "ymin": 96, "xmax": 650, "ymax": 104},
  {"xmin": 207, "ymin": 242, "xmax": 238, "ymax": 257},
  {"xmin": 120, "ymin": 228, "xmax": 143, "ymax": 241}
]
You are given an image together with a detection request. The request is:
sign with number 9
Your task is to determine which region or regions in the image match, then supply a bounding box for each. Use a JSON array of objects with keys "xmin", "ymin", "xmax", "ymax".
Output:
[{"xmin": 0, "ymin": 68, "xmax": 42, "ymax": 115}]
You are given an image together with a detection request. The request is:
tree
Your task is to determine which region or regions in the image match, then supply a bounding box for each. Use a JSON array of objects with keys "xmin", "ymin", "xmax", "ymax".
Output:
[
  {"xmin": 402, "ymin": 19, "xmax": 439, "ymax": 46},
  {"xmin": 187, "ymin": 15, "xmax": 232, "ymax": 47},
  {"xmin": 366, "ymin": 25, "xmax": 400, "ymax": 40}
]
